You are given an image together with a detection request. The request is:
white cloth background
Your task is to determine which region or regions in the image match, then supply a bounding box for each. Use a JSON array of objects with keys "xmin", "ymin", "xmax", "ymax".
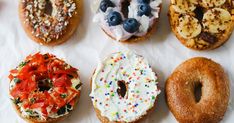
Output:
[{"xmin": 0, "ymin": 0, "xmax": 233, "ymax": 123}]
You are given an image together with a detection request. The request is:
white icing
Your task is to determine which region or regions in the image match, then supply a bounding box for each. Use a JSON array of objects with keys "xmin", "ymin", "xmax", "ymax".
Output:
[
  {"xmin": 90, "ymin": 51, "xmax": 161, "ymax": 122},
  {"xmin": 92, "ymin": 0, "xmax": 162, "ymax": 41}
]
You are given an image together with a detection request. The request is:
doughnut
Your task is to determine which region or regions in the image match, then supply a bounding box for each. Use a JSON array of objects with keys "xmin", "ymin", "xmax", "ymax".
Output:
[
  {"xmin": 19, "ymin": 0, "xmax": 81, "ymax": 46},
  {"xmin": 166, "ymin": 57, "xmax": 230, "ymax": 123},
  {"xmin": 9, "ymin": 53, "xmax": 82, "ymax": 122},
  {"xmin": 90, "ymin": 51, "xmax": 161, "ymax": 122},
  {"xmin": 168, "ymin": 0, "xmax": 234, "ymax": 50},
  {"xmin": 91, "ymin": 0, "xmax": 162, "ymax": 42}
]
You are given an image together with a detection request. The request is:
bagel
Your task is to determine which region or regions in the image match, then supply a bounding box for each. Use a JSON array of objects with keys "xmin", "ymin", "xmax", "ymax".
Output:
[
  {"xmin": 166, "ymin": 57, "xmax": 230, "ymax": 123},
  {"xmin": 90, "ymin": 51, "xmax": 161, "ymax": 122},
  {"xmin": 19, "ymin": 0, "xmax": 81, "ymax": 46},
  {"xmin": 9, "ymin": 53, "xmax": 82, "ymax": 122},
  {"xmin": 91, "ymin": 0, "xmax": 162, "ymax": 42},
  {"xmin": 168, "ymin": 0, "xmax": 234, "ymax": 50}
]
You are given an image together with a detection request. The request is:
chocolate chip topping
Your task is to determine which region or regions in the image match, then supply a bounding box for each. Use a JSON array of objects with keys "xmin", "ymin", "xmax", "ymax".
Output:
[{"xmin": 199, "ymin": 32, "xmax": 217, "ymax": 44}]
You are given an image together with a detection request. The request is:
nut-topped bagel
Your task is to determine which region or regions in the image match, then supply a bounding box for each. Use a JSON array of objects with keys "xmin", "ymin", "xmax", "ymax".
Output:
[
  {"xmin": 169, "ymin": 0, "xmax": 234, "ymax": 50},
  {"xmin": 9, "ymin": 53, "xmax": 82, "ymax": 122},
  {"xmin": 91, "ymin": 0, "xmax": 162, "ymax": 42},
  {"xmin": 19, "ymin": 0, "xmax": 81, "ymax": 46}
]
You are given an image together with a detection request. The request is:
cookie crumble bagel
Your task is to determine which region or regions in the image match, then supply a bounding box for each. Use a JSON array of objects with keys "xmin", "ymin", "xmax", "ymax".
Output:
[
  {"xmin": 19, "ymin": 0, "xmax": 81, "ymax": 45},
  {"xmin": 91, "ymin": 0, "xmax": 162, "ymax": 42},
  {"xmin": 169, "ymin": 0, "xmax": 234, "ymax": 50},
  {"xmin": 9, "ymin": 53, "xmax": 82, "ymax": 122},
  {"xmin": 166, "ymin": 57, "xmax": 230, "ymax": 123},
  {"xmin": 90, "ymin": 51, "xmax": 161, "ymax": 122}
]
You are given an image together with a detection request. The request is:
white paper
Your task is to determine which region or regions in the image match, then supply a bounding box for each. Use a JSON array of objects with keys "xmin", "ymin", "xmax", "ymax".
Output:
[{"xmin": 0, "ymin": 0, "xmax": 233, "ymax": 123}]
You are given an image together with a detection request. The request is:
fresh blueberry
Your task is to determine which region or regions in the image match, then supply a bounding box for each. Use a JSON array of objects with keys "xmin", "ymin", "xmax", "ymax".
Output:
[
  {"xmin": 100, "ymin": 0, "xmax": 114, "ymax": 12},
  {"xmin": 107, "ymin": 11, "xmax": 122, "ymax": 26},
  {"xmin": 138, "ymin": 4, "xmax": 151, "ymax": 16},
  {"xmin": 138, "ymin": 0, "xmax": 150, "ymax": 3},
  {"xmin": 123, "ymin": 18, "xmax": 140, "ymax": 33}
]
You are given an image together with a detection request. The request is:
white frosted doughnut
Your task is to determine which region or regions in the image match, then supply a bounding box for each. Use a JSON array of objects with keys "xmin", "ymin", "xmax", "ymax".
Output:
[{"xmin": 90, "ymin": 51, "xmax": 160, "ymax": 122}]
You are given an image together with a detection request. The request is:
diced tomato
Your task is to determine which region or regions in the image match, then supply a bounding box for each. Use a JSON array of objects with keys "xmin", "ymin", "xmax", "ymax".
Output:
[
  {"xmin": 30, "ymin": 102, "xmax": 44, "ymax": 109},
  {"xmin": 10, "ymin": 88, "xmax": 20, "ymax": 98},
  {"xmin": 23, "ymin": 101, "xmax": 30, "ymax": 109},
  {"xmin": 54, "ymin": 68, "xmax": 78, "ymax": 77},
  {"xmin": 20, "ymin": 92, "xmax": 29, "ymax": 100},
  {"xmin": 53, "ymin": 75, "xmax": 71, "ymax": 87},
  {"xmin": 37, "ymin": 64, "xmax": 47, "ymax": 73},
  {"xmin": 41, "ymin": 106, "xmax": 48, "ymax": 116},
  {"xmin": 8, "ymin": 74, "xmax": 14, "ymax": 81},
  {"xmin": 50, "ymin": 91, "xmax": 66, "ymax": 108},
  {"xmin": 10, "ymin": 69, "xmax": 18, "ymax": 74},
  {"xmin": 51, "ymin": 106, "xmax": 58, "ymax": 113},
  {"xmin": 55, "ymin": 87, "xmax": 67, "ymax": 94}
]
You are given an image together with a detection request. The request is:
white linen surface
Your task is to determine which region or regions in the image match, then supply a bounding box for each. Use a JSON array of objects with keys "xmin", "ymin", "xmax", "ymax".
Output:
[{"xmin": 0, "ymin": 0, "xmax": 233, "ymax": 122}]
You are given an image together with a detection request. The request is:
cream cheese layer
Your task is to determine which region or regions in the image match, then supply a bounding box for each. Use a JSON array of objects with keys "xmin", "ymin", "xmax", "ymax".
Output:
[
  {"xmin": 92, "ymin": 0, "xmax": 162, "ymax": 41},
  {"xmin": 90, "ymin": 51, "xmax": 160, "ymax": 122}
]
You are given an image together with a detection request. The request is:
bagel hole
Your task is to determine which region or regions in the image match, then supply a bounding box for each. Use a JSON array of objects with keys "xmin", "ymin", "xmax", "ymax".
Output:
[
  {"xmin": 45, "ymin": 0, "xmax": 53, "ymax": 16},
  {"xmin": 194, "ymin": 6, "xmax": 204, "ymax": 21},
  {"xmin": 194, "ymin": 83, "xmax": 202, "ymax": 102},
  {"xmin": 38, "ymin": 79, "xmax": 52, "ymax": 92},
  {"xmin": 117, "ymin": 80, "xmax": 127, "ymax": 98},
  {"xmin": 121, "ymin": 1, "xmax": 130, "ymax": 18}
]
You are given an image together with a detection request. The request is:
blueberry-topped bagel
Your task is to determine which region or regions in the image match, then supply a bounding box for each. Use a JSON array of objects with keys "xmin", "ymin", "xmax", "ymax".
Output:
[
  {"xmin": 169, "ymin": 0, "xmax": 234, "ymax": 50},
  {"xmin": 19, "ymin": 0, "xmax": 81, "ymax": 46},
  {"xmin": 92, "ymin": 0, "xmax": 162, "ymax": 42}
]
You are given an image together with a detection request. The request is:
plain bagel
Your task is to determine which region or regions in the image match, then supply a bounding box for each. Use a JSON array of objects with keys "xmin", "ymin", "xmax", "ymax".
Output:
[{"xmin": 166, "ymin": 57, "xmax": 230, "ymax": 123}]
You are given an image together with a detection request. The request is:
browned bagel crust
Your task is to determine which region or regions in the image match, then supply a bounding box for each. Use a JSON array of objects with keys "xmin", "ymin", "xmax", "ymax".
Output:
[
  {"xmin": 103, "ymin": 4, "xmax": 162, "ymax": 43},
  {"xmin": 166, "ymin": 57, "xmax": 230, "ymax": 123},
  {"xmin": 90, "ymin": 70, "xmax": 159, "ymax": 123},
  {"xmin": 19, "ymin": 0, "xmax": 83, "ymax": 46},
  {"xmin": 168, "ymin": 1, "xmax": 234, "ymax": 50}
]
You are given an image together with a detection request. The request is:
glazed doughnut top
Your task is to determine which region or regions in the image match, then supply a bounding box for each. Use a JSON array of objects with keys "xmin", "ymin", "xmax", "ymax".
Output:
[
  {"xmin": 21, "ymin": 0, "xmax": 77, "ymax": 42},
  {"xmin": 90, "ymin": 51, "xmax": 160, "ymax": 122},
  {"xmin": 9, "ymin": 53, "xmax": 81, "ymax": 120},
  {"xmin": 92, "ymin": 0, "xmax": 162, "ymax": 41}
]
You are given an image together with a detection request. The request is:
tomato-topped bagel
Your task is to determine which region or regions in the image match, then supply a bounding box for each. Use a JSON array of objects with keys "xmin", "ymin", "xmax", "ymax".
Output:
[
  {"xmin": 91, "ymin": 0, "xmax": 162, "ymax": 42},
  {"xmin": 9, "ymin": 53, "xmax": 82, "ymax": 122},
  {"xmin": 19, "ymin": 0, "xmax": 81, "ymax": 46}
]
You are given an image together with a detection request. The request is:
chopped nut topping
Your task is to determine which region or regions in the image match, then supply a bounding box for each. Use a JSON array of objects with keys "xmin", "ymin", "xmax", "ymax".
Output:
[{"xmin": 22, "ymin": 0, "xmax": 77, "ymax": 42}]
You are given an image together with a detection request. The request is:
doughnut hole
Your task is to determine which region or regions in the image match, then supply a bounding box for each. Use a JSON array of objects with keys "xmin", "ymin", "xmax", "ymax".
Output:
[
  {"xmin": 117, "ymin": 80, "xmax": 127, "ymax": 98},
  {"xmin": 121, "ymin": 0, "xmax": 130, "ymax": 18},
  {"xmin": 45, "ymin": 0, "xmax": 53, "ymax": 16},
  {"xmin": 194, "ymin": 82, "xmax": 202, "ymax": 102},
  {"xmin": 38, "ymin": 79, "xmax": 52, "ymax": 92}
]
